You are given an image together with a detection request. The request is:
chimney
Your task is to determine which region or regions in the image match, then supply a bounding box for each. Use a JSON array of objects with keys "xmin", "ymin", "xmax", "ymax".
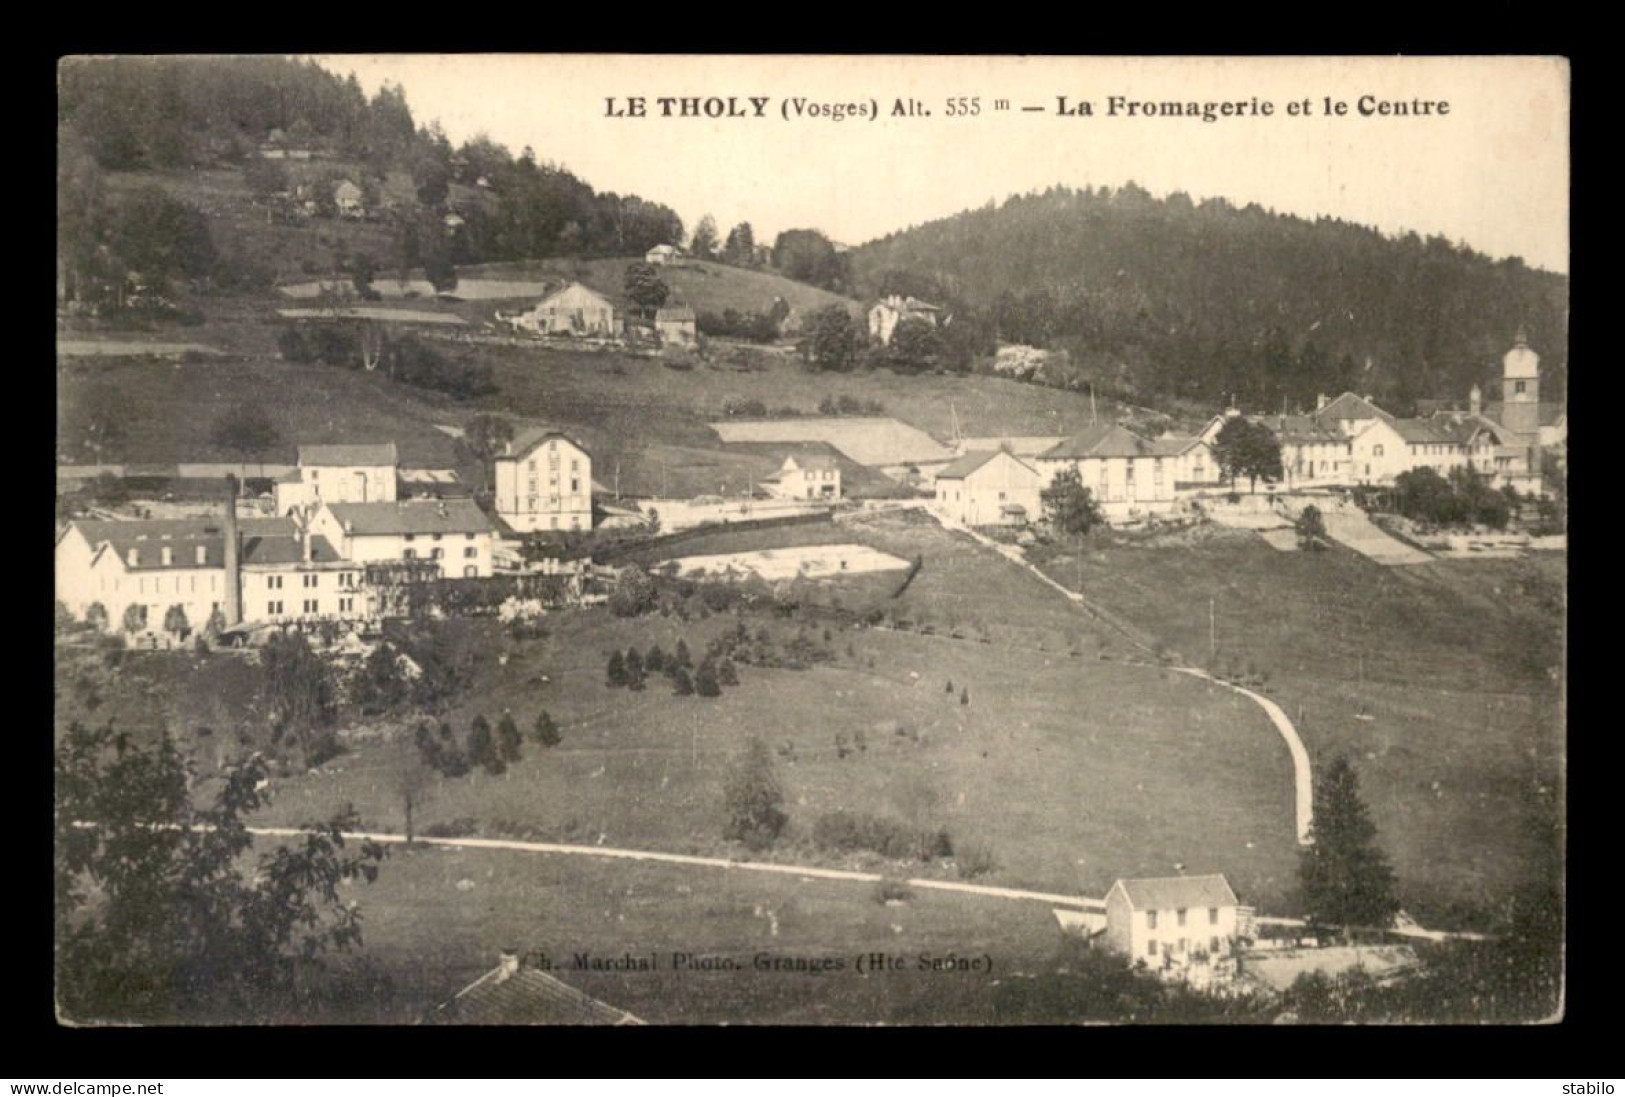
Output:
[
  {"xmin": 496, "ymin": 949, "xmax": 521, "ymax": 982},
  {"xmin": 1469, "ymin": 384, "xmax": 1482, "ymax": 417},
  {"xmin": 223, "ymin": 475, "xmax": 242, "ymax": 627},
  {"xmin": 1316, "ymin": 393, "xmax": 1328, "ymax": 412}
]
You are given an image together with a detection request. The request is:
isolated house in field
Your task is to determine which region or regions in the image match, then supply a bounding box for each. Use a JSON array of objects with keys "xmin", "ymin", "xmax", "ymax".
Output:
[
  {"xmin": 645, "ymin": 244, "xmax": 683, "ymax": 266},
  {"xmin": 274, "ymin": 443, "xmax": 400, "ymax": 516},
  {"xmin": 513, "ymin": 282, "xmax": 619, "ymax": 338},
  {"xmin": 1104, "ymin": 875, "xmax": 1243, "ymax": 969},
  {"xmin": 492, "ymin": 428, "xmax": 594, "ymax": 534},
  {"xmin": 932, "ymin": 449, "xmax": 1044, "ymax": 526},
  {"xmin": 868, "ymin": 295, "xmax": 945, "ymax": 345},
  {"xmin": 308, "ymin": 498, "xmax": 497, "ymax": 578},
  {"xmin": 424, "ymin": 950, "xmax": 644, "ymax": 1025},
  {"xmin": 762, "ymin": 453, "xmax": 841, "ymax": 501},
  {"xmin": 333, "ymin": 180, "xmax": 365, "ymax": 218},
  {"xmin": 655, "ymin": 305, "xmax": 697, "ymax": 346}
]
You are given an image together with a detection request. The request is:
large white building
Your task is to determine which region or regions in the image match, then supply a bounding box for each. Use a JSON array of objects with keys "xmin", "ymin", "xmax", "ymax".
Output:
[
  {"xmin": 308, "ymin": 498, "xmax": 497, "ymax": 577},
  {"xmin": 512, "ymin": 283, "xmax": 619, "ymax": 338},
  {"xmin": 492, "ymin": 429, "xmax": 594, "ymax": 534},
  {"xmin": 273, "ymin": 442, "xmax": 399, "ymax": 515},
  {"xmin": 932, "ymin": 449, "xmax": 1045, "ymax": 526},
  {"xmin": 867, "ymin": 295, "xmax": 944, "ymax": 346},
  {"xmin": 1104, "ymin": 875, "xmax": 1243, "ymax": 968},
  {"xmin": 1032, "ymin": 425, "xmax": 1215, "ymax": 520}
]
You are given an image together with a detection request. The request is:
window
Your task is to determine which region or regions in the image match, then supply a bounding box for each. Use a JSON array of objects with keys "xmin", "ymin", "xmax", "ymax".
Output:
[
  {"xmin": 269, "ymin": 600, "xmax": 283, "ymax": 615},
  {"xmin": 1515, "ymin": 381, "xmax": 1527, "ymax": 395},
  {"xmin": 571, "ymin": 459, "xmax": 579, "ymax": 471},
  {"xmin": 303, "ymin": 599, "xmax": 318, "ymax": 614},
  {"xmin": 195, "ymin": 545, "xmax": 207, "ymax": 565},
  {"xmin": 403, "ymin": 548, "xmax": 416, "ymax": 560},
  {"xmin": 430, "ymin": 548, "xmax": 444, "ymax": 561},
  {"xmin": 1209, "ymin": 907, "xmax": 1219, "ymax": 925},
  {"xmin": 464, "ymin": 565, "xmax": 478, "ymax": 578},
  {"xmin": 571, "ymin": 478, "xmax": 580, "ymax": 493},
  {"xmin": 339, "ymin": 597, "xmax": 353, "ymax": 613},
  {"xmin": 464, "ymin": 546, "xmax": 477, "ymax": 559},
  {"xmin": 1373, "ymin": 444, "xmax": 1384, "ymax": 458},
  {"xmin": 1177, "ymin": 909, "xmax": 1187, "ymax": 927},
  {"xmin": 268, "ymin": 575, "xmax": 283, "ymax": 590},
  {"xmin": 303, "ymin": 574, "xmax": 318, "ymax": 588},
  {"xmin": 404, "ymin": 533, "xmax": 416, "ymax": 543},
  {"xmin": 1147, "ymin": 910, "xmax": 1158, "ymax": 930},
  {"xmin": 528, "ymin": 460, "xmax": 537, "ymax": 473},
  {"xmin": 339, "ymin": 572, "xmax": 354, "ymax": 588},
  {"xmin": 1210, "ymin": 936, "xmax": 1220, "ymax": 954},
  {"xmin": 528, "ymin": 478, "xmax": 538, "ymax": 494},
  {"xmin": 1147, "ymin": 940, "xmax": 1157, "ymax": 956},
  {"xmin": 433, "ymin": 533, "xmax": 442, "ymax": 541}
]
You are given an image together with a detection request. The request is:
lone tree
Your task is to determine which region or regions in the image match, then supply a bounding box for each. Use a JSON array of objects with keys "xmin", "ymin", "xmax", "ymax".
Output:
[
  {"xmin": 606, "ymin": 650, "xmax": 628, "ymax": 687},
  {"xmin": 695, "ymin": 662, "xmax": 722, "ymax": 698},
  {"xmin": 391, "ymin": 734, "xmax": 435, "ymax": 845},
  {"xmin": 460, "ymin": 413, "xmax": 514, "ymax": 496},
  {"xmin": 466, "ymin": 715, "xmax": 504, "ymax": 775},
  {"xmin": 799, "ymin": 305, "xmax": 862, "ymax": 372},
  {"xmin": 1299, "ymin": 754, "xmax": 1400, "ymax": 936},
  {"xmin": 1295, "ymin": 504, "xmax": 1329, "ymax": 551},
  {"xmin": 1212, "ymin": 417, "xmax": 1284, "ymax": 494},
  {"xmin": 1041, "ymin": 465, "xmax": 1105, "ymax": 536},
  {"xmin": 722, "ymin": 737, "xmax": 788, "ymax": 850},
  {"xmin": 54, "ymin": 721, "xmax": 387, "ymax": 1023},
  {"xmin": 623, "ymin": 262, "xmax": 669, "ymax": 319},
  {"xmin": 496, "ymin": 712, "xmax": 523, "ymax": 764},
  {"xmin": 533, "ymin": 710, "xmax": 561, "ymax": 748},
  {"xmin": 690, "ymin": 214, "xmax": 720, "ymax": 261}
]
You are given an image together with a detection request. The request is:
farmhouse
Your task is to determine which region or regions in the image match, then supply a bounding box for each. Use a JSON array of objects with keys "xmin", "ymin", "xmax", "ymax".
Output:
[
  {"xmin": 274, "ymin": 442, "xmax": 399, "ymax": 515},
  {"xmin": 1034, "ymin": 424, "xmax": 1185, "ymax": 518},
  {"xmin": 932, "ymin": 449, "xmax": 1044, "ymax": 526},
  {"xmin": 868, "ymin": 295, "xmax": 945, "ymax": 345},
  {"xmin": 1104, "ymin": 875, "xmax": 1244, "ymax": 969},
  {"xmin": 512, "ymin": 282, "xmax": 619, "ymax": 338},
  {"xmin": 424, "ymin": 951, "xmax": 643, "ymax": 1025},
  {"xmin": 645, "ymin": 244, "xmax": 683, "ymax": 266},
  {"xmin": 333, "ymin": 179, "xmax": 365, "ymax": 219},
  {"xmin": 762, "ymin": 452, "xmax": 841, "ymax": 501},
  {"xmin": 492, "ymin": 428, "xmax": 594, "ymax": 534},
  {"xmin": 308, "ymin": 498, "xmax": 497, "ymax": 577},
  {"xmin": 655, "ymin": 305, "xmax": 697, "ymax": 346}
]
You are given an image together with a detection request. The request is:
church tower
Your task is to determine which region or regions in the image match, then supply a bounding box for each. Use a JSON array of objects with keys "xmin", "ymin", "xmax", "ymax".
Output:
[{"xmin": 1500, "ymin": 325, "xmax": 1541, "ymax": 439}]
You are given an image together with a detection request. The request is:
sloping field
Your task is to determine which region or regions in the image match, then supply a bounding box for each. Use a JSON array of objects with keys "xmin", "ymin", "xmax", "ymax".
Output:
[
  {"xmin": 710, "ymin": 417, "xmax": 956, "ymax": 467},
  {"xmin": 57, "ymin": 339, "xmax": 223, "ymax": 358},
  {"xmin": 275, "ymin": 307, "xmax": 468, "ymax": 324},
  {"xmin": 664, "ymin": 544, "xmax": 910, "ymax": 581},
  {"xmin": 278, "ymin": 280, "xmax": 550, "ymax": 301}
]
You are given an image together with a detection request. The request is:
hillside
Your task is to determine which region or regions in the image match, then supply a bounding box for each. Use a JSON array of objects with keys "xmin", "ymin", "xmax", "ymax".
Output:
[{"xmin": 851, "ymin": 185, "xmax": 1569, "ymax": 416}]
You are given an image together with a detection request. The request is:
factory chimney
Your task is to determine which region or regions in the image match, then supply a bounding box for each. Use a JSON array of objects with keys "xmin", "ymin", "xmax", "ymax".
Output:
[{"xmin": 223, "ymin": 474, "xmax": 243, "ymax": 627}]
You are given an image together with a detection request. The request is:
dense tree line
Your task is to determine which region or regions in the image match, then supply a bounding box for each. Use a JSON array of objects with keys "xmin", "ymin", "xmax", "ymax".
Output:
[{"xmin": 851, "ymin": 184, "xmax": 1568, "ymax": 414}]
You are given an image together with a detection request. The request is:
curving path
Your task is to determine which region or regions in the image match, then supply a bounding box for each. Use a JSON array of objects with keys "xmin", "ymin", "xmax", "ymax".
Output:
[{"xmin": 937, "ymin": 514, "xmax": 1316, "ymax": 845}]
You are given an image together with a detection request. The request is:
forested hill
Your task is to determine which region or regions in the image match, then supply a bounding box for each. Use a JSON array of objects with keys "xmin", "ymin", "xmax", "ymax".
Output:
[{"xmin": 850, "ymin": 184, "xmax": 1568, "ymax": 415}]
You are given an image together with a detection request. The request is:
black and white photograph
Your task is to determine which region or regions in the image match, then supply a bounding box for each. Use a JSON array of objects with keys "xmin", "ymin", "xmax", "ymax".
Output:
[{"xmin": 52, "ymin": 53, "xmax": 1568, "ymax": 1027}]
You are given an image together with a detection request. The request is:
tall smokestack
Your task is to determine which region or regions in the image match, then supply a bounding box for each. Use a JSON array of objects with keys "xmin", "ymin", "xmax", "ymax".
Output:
[{"xmin": 223, "ymin": 474, "xmax": 242, "ymax": 627}]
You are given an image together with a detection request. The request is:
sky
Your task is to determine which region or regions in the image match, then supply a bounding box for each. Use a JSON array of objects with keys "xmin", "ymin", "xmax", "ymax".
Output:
[{"xmin": 316, "ymin": 55, "xmax": 1570, "ymax": 274}]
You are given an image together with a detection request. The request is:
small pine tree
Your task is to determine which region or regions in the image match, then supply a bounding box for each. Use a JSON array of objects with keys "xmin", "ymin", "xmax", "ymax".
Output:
[
  {"xmin": 646, "ymin": 645, "xmax": 665, "ymax": 673},
  {"xmin": 467, "ymin": 715, "xmax": 501, "ymax": 774},
  {"xmin": 606, "ymin": 650, "xmax": 628, "ymax": 687},
  {"xmin": 946, "ymin": 680, "xmax": 955, "ymax": 693},
  {"xmin": 960, "ymin": 688, "xmax": 969, "ymax": 705},
  {"xmin": 1299, "ymin": 755, "xmax": 1400, "ymax": 935},
  {"xmin": 496, "ymin": 712, "xmax": 523, "ymax": 763},
  {"xmin": 722, "ymin": 737, "xmax": 788, "ymax": 850},
  {"xmin": 673, "ymin": 668, "xmax": 695, "ymax": 696},
  {"xmin": 718, "ymin": 658, "xmax": 739, "ymax": 686},
  {"xmin": 696, "ymin": 662, "xmax": 721, "ymax": 698},
  {"xmin": 675, "ymin": 638, "xmax": 692, "ymax": 668},
  {"xmin": 533, "ymin": 710, "xmax": 561, "ymax": 748},
  {"xmin": 625, "ymin": 648, "xmax": 644, "ymax": 680}
]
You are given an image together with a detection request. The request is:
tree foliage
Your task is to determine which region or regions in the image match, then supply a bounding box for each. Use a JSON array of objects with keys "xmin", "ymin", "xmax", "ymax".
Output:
[
  {"xmin": 623, "ymin": 262, "xmax": 670, "ymax": 316},
  {"xmin": 54, "ymin": 721, "xmax": 387, "ymax": 1022},
  {"xmin": 1295, "ymin": 504, "xmax": 1329, "ymax": 551},
  {"xmin": 1299, "ymin": 755, "xmax": 1400, "ymax": 934},
  {"xmin": 1212, "ymin": 417, "xmax": 1284, "ymax": 492},
  {"xmin": 799, "ymin": 306, "xmax": 862, "ymax": 372},
  {"xmin": 722, "ymin": 738, "xmax": 788, "ymax": 850},
  {"xmin": 1041, "ymin": 466, "xmax": 1105, "ymax": 536}
]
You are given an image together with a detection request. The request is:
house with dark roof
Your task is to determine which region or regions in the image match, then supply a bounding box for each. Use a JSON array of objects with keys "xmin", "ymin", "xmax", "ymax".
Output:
[
  {"xmin": 1104, "ymin": 874, "xmax": 1245, "ymax": 978},
  {"xmin": 932, "ymin": 449, "xmax": 1044, "ymax": 526},
  {"xmin": 492, "ymin": 428, "xmax": 593, "ymax": 534},
  {"xmin": 308, "ymin": 498, "xmax": 498, "ymax": 577},
  {"xmin": 654, "ymin": 305, "xmax": 697, "ymax": 346},
  {"xmin": 424, "ymin": 951, "xmax": 644, "ymax": 1026},
  {"xmin": 274, "ymin": 442, "xmax": 400, "ymax": 516}
]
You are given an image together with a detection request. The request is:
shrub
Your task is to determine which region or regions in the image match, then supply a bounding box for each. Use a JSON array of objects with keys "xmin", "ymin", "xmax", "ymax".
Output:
[
  {"xmin": 955, "ymin": 841, "xmax": 1000, "ymax": 879},
  {"xmin": 672, "ymin": 668, "xmax": 695, "ymax": 696},
  {"xmin": 872, "ymin": 878, "xmax": 914, "ymax": 904},
  {"xmin": 532, "ymin": 711, "xmax": 562, "ymax": 747},
  {"xmin": 606, "ymin": 650, "xmax": 627, "ymax": 687},
  {"xmin": 645, "ymin": 645, "xmax": 666, "ymax": 673},
  {"xmin": 811, "ymin": 811, "xmax": 953, "ymax": 862},
  {"xmin": 722, "ymin": 738, "xmax": 788, "ymax": 850},
  {"xmin": 421, "ymin": 818, "xmax": 479, "ymax": 839},
  {"xmin": 695, "ymin": 662, "xmax": 721, "ymax": 697}
]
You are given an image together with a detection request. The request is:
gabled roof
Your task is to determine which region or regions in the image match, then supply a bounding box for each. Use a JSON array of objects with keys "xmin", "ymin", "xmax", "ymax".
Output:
[
  {"xmin": 1146, "ymin": 435, "xmax": 1207, "ymax": 457},
  {"xmin": 240, "ymin": 534, "xmax": 344, "ymax": 566},
  {"xmin": 656, "ymin": 306, "xmax": 696, "ymax": 322},
  {"xmin": 74, "ymin": 516, "xmax": 295, "ymax": 571},
  {"xmin": 1314, "ymin": 392, "xmax": 1393, "ymax": 426},
  {"xmin": 1038, "ymin": 424, "xmax": 1158, "ymax": 461},
  {"xmin": 425, "ymin": 962, "xmax": 643, "ymax": 1026},
  {"xmin": 298, "ymin": 442, "xmax": 398, "ymax": 468},
  {"xmin": 323, "ymin": 498, "xmax": 494, "ymax": 536},
  {"xmin": 1111, "ymin": 874, "xmax": 1238, "ymax": 911},
  {"xmin": 783, "ymin": 453, "xmax": 839, "ymax": 471},
  {"xmin": 530, "ymin": 282, "xmax": 615, "ymax": 313},
  {"xmin": 1254, "ymin": 415, "xmax": 1344, "ymax": 445},
  {"xmin": 497, "ymin": 426, "xmax": 590, "ymax": 462},
  {"xmin": 934, "ymin": 449, "xmax": 1039, "ymax": 481}
]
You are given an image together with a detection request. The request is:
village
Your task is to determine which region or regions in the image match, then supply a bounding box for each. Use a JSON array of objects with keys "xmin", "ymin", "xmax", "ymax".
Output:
[{"xmin": 52, "ymin": 55, "xmax": 1567, "ymax": 1028}]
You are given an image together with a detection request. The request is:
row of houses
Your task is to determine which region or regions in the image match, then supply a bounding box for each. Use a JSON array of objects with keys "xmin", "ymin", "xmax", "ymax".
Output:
[{"xmin": 934, "ymin": 331, "xmax": 1562, "ymax": 527}]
